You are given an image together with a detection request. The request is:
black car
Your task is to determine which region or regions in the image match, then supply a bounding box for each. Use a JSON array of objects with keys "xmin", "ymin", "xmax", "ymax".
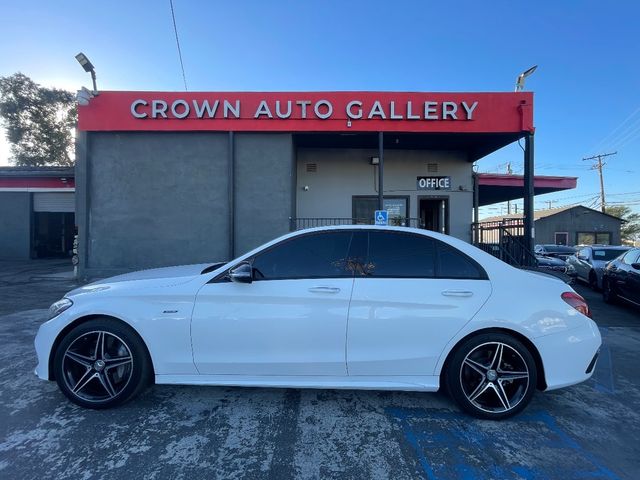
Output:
[
  {"xmin": 602, "ymin": 247, "xmax": 640, "ymax": 307},
  {"xmin": 534, "ymin": 244, "xmax": 578, "ymax": 261},
  {"xmin": 534, "ymin": 254, "xmax": 576, "ymax": 283}
]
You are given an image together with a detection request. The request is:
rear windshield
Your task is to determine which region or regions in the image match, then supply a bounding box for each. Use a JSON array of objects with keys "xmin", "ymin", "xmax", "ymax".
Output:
[
  {"xmin": 593, "ymin": 249, "xmax": 626, "ymax": 261},
  {"xmin": 545, "ymin": 246, "xmax": 577, "ymax": 254}
]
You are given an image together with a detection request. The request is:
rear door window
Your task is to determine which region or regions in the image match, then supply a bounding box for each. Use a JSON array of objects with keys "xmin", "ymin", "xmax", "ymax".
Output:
[
  {"xmin": 435, "ymin": 241, "xmax": 487, "ymax": 279},
  {"xmin": 364, "ymin": 231, "xmax": 436, "ymax": 278}
]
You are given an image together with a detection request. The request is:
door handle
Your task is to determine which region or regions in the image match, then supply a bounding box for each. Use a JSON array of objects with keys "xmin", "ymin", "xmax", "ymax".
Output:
[
  {"xmin": 308, "ymin": 286, "xmax": 341, "ymax": 294},
  {"xmin": 441, "ymin": 290, "xmax": 473, "ymax": 297}
]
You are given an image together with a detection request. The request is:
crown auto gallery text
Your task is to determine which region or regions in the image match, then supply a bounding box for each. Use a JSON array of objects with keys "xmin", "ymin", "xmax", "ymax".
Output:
[{"xmin": 130, "ymin": 98, "xmax": 479, "ymax": 121}]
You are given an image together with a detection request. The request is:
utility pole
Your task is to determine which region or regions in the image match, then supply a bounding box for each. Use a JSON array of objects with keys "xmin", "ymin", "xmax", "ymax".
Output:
[{"xmin": 583, "ymin": 152, "xmax": 616, "ymax": 213}]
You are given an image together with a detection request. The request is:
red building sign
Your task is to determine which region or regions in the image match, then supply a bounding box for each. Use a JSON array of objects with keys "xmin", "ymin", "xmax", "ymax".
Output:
[{"xmin": 78, "ymin": 91, "xmax": 534, "ymax": 133}]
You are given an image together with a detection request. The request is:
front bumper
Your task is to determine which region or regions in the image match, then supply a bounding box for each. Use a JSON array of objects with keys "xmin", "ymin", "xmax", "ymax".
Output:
[
  {"xmin": 34, "ymin": 313, "xmax": 69, "ymax": 381},
  {"xmin": 535, "ymin": 317, "xmax": 602, "ymax": 391}
]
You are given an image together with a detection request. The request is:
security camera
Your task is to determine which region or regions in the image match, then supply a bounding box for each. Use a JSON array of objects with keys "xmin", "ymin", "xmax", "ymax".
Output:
[{"xmin": 76, "ymin": 87, "xmax": 94, "ymax": 106}]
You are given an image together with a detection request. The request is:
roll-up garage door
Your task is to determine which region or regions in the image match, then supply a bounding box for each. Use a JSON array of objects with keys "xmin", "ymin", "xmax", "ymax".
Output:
[{"xmin": 33, "ymin": 192, "xmax": 75, "ymax": 212}]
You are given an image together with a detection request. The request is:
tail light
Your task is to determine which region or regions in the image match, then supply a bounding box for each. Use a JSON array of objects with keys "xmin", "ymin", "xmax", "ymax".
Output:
[{"xmin": 561, "ymin": 292, "xmax": 592, "ymax": 318}]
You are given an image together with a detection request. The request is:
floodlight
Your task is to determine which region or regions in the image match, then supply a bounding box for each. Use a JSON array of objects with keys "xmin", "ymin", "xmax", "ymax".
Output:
[
  {"xmin": 515, "ymin": 65, "xmax": 538, "ymax": 92},
  {"xmin": 75, "ymin": 52, "xmax": 97, "ymax": 92}
]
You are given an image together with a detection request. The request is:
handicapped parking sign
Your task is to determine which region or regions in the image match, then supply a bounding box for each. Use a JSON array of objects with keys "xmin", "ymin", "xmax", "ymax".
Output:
[{"xmin": 374, "ymin": 210, "xmax": 388, "ymax": 226}]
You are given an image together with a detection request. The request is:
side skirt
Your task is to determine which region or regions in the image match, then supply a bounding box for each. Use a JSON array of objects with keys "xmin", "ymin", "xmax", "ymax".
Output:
[{"xmin": 154, "ymin": 374, "xmax": 440, "ymax": 392}]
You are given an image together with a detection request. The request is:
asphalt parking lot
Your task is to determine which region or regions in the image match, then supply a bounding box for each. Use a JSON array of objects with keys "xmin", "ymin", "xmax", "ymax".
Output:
[{"xmin": 1, "ymin": 260, "xmax": 639, "ymax": 479}]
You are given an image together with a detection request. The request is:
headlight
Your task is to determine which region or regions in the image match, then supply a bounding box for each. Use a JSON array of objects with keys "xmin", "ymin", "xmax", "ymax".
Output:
[{"xmin": 48, "ymin": 298, "xmax": 73, "ymax": 319}]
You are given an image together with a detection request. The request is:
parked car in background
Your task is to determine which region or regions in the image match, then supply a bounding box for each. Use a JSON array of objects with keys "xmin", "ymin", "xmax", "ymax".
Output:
[
  {"xmin": 602, "ymin": 247, "xmax": 640, "ymax": 307},
  {"xmin": 534, "ymin": 245, "xmax": 578, "ymax": 261},
  {"xmin": 566, "ymin": 245, "xmax": 631, "ymax": 290},
  {"xmin": 535, "ymin": 254, "xmax": 576, "ymax": 278}
]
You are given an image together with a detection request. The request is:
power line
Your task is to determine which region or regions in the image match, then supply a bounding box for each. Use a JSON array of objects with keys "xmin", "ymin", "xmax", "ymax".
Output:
[
  {"xmin": 611, "ymin": 120, "xmax": 640, "ymax": 151},
  {"xmin": 588, "ymin": 105, "xmax": 640, "ymax": 154},
  {"xmin": 169, "ymin": 0, "xmax": 188, "ymax": 91},
  {"xmin": 582, "ymin": 152, "xmax": 617, "ymax": 213}
]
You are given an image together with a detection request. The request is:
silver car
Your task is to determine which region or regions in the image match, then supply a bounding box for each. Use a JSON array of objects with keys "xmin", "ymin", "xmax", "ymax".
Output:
[{"xmin": 567, "ymin": 245, "xmax": 630, "ymax": 290}]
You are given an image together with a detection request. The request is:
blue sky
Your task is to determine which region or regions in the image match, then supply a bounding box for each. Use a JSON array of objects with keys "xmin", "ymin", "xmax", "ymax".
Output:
[{"xmin": 1, "ymin": 0, "xmax": 638, "ymax": 215}]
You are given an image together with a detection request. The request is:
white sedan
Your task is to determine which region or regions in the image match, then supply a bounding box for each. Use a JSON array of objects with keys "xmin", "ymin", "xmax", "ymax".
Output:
[{"xmin": 35, "ymin": 226, "xmax": 601, "ymax": 420}]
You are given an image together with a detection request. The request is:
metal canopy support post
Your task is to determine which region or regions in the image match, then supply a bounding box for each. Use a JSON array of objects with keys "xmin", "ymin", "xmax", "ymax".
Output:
[
  {"xmin": 473, "ymin": 172, "xmax": 479, "ymax": 243},
  {"xmin": 228, "ymin": 131, "xmax": 235, "ymax": 260},
  {"xmin": 378, "ymin": 132, "xmax": 384, "ymax": 210},
  {"xmin": 523, "ymin": 132, "xmax": 535, "ymax": 265}
]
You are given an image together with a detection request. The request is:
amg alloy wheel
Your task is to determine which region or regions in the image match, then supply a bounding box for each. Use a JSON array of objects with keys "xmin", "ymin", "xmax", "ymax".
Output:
[
  {"xmin": 53, "ymin": 318, "xmax": 151, "ymax": 409},
  {"xmin": 447, "ymin": 333, "xmax": 537, "ymax": 420}
]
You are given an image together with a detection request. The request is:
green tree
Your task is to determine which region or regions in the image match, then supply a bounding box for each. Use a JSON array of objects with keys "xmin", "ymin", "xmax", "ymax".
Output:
[
  {"xmin": 0, "ymin": 73, "xmax": 77, "ymax": 166},
  {"xmin": 605, "ymin": 205, "xmax": 640, "ymax": 243}
]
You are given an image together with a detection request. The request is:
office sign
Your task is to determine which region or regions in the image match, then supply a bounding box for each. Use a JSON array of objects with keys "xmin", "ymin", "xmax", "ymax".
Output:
[{"xmin": 417, "ymin": 176, "xmax": 452, "ymax": 190}]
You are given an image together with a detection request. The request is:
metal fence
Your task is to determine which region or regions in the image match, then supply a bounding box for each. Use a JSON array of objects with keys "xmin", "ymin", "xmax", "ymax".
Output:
[
  {"xmin": 472, "ymin": 219, "xmax": 536, "ymax": 267},
  {"xmin": 292, "ymin": 217, "xmax": 425, "ymax": 230}
]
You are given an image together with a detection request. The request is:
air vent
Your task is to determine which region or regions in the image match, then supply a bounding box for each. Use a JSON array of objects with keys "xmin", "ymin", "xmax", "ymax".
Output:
[
  {"xmin": 427, "ymin": 163, "xmax": 438, "ymax": 173},
  {"xmin": 306, "ymin": 163, "xmax": 317, "ymax": 173}
]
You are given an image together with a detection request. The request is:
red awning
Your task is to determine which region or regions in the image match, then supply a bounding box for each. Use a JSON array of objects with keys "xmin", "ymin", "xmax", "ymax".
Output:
[{"xmin": 478, "ymin": 173, "xmax": 576, "ymax": 206}]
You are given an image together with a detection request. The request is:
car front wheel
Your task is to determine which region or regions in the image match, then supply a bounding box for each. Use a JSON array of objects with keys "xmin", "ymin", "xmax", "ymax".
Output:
[
  {"xmin": 53, "ymin": 318, "xmax": 151, "ymax": 409},
  {"xmin": 446, "ymin": 333, "xmax": 537, "ymax": 420}
]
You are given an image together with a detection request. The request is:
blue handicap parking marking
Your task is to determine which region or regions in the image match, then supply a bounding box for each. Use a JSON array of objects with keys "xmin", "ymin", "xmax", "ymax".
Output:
[{"xmin": 386, "ymin": 408, "xmax": 620, "ymax": 480}]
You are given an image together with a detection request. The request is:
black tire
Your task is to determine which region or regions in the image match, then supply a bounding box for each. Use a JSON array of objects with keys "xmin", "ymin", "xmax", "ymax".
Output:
[
  {"xmin": 53, "ymin": 318, "xmax": 152, "ymax": 409},
  {"xmin": 445, "ymin": 333, "xmax": 537, "ymax": 420},
  {"xmin": 602, "ymin": 278, "xmax": 617, "ymax": 304},
  {"xmin": 589, "ymin": 270, "xmax": 599, "ymax": 291}
]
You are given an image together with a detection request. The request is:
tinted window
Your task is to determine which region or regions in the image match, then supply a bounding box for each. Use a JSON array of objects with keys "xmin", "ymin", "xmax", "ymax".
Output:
[
  {"xmin": 252, "ymin": 232, "xmax": 353, "ymax": 280},
  {"xmin": 544, "ymin": 245, "xmax": 577, "ymax": 254},
  {"xmin": 365, "ymin": 231, "xmax": 435, "ymax": 277},
  {"xmin": 621, "ymin": 250, "xmax": 640, "ymax": 265},
  {"xmin": 436, "ymin": 242, "xmax": 486, "ymax": 279},
  {"xmin": 593, "ymin": 249, "xmax": 627, "ymax": 261}
]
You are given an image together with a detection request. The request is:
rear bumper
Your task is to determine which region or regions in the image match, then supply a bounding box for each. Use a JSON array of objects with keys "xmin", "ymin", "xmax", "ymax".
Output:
[{"xmin": 535, "ymin": 318, "xmax": 602, "ymax": 391}]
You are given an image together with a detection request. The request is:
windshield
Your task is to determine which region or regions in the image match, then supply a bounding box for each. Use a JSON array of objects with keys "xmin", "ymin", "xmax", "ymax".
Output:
[{"xmin": 592, "ymin": 249, "xmax": 627, "ymax": 261}]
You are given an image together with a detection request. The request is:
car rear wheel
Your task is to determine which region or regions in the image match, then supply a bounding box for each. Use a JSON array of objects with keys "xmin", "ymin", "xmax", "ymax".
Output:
[
  {"xmin": 53, "ymin": 318, "xmax": 151, "ymax": 409},
  {"xmin": 446, "ymin": 333, "xmax": 537, "ymax": 420},
  {"xmin": 602, "ymin": 278, "xmax": 617, "ymax": 304},
  {"xmin": 589, "ymin": 270, "xmax": 599, "ymax": 291}
]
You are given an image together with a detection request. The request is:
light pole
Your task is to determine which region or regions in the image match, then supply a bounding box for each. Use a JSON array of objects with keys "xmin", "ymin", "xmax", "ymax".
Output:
[
  {"xmin": 515, "ymin": 65, "xmax": 538, "ymax": 92},
  {"xmin": 75, "ymin": 52, "xmax": 97, "ymax": 93}
]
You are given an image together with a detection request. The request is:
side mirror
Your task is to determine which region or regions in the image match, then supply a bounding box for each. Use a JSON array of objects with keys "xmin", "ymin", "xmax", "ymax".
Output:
[
  {"xmin": 632, "ymin": 263, "xmax": 640, "ymax": 271},
  {"xmin": 229, "ymin": 262, "xmax": 253, "ymax": 284}
]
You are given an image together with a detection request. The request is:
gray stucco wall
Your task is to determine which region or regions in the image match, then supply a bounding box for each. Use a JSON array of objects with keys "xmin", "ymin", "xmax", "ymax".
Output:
[
  {"xmin": 83, "ymin": 132, "xmax": 230, "ymax": 277},
  {"xmin": 296, "ymin": 148, "xmax": 473, "ymax": 242},
  {"xmin": 534, "ymin": 207, "xmax": 622, "ymax": 245},
  {"xmin": 234, "ymin": 133, "xmax": 294, "ymax": 255},
  {"xmin": 0, "ymin": 192, "xmax": 31, "ymax": 259}
]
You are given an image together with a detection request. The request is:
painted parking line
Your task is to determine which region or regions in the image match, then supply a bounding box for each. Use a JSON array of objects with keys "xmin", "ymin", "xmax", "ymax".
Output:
[
  {"xmin": 386, "ymin": 408, "xmax": 620, "ymax": 480},
  {"xmin": 592, "ymin": 327, "xmax": 615, "ymax": 394}
]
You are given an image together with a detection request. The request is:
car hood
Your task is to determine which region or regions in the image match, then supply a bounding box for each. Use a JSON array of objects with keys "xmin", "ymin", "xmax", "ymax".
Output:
[
  {"xmin": 537, "ymin": 255, "xmax": 566, "ymax": 266},
  {"xmin": 65, "ymin": 262, "xmax": 226, "ymax": 298}
]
